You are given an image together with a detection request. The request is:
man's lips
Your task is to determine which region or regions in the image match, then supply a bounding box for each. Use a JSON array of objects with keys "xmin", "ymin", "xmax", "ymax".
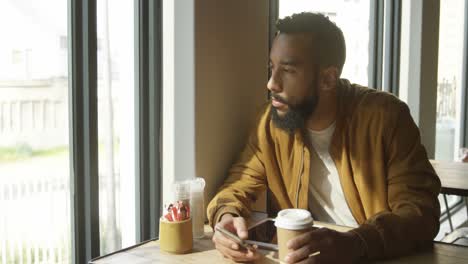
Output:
[{"xmin": 271, "ymin": 97, "xmax": 287, "ymax": 109}]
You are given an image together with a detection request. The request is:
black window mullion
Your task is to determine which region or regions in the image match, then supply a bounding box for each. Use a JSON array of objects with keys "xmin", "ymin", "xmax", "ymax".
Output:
[
  {"xmin": 370, "ymin": 0, "xmax": 384, "ymax": 89},
  {"xmin": 135, "ymin": 0, "xmax": 162, "ymax": 242},
  {"xmin": 148, "ymin": 0, "xmax": 163, "ymax": 240},
  {"xmin": 134, "ymin": 0, "xmax": 149, "ymax": 242},
  {"xmin": 391, "ymin": 0, "xmax": 401, "ymax": 96},
  {"xmin": 68, "ymin": 0, "xmax": 100, "ymax": 263},
  {"xmin": 383, "ymin": 0, "xmax": 402, "ymax": 95},
  {"xmin": 462, "ymin": 0, "xmax": 468, "ymax": 147}
]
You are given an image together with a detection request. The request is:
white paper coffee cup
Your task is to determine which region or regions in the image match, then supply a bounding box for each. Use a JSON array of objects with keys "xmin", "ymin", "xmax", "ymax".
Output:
[{"xmin": 275, "ymin": 209, "xmax": 314, "ymax": 262}]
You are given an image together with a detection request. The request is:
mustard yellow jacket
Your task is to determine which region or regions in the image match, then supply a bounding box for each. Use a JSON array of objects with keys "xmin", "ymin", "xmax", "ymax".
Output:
[{"xmin": 207, "ymin": 80, "xmax": 441, "ymax": 260}]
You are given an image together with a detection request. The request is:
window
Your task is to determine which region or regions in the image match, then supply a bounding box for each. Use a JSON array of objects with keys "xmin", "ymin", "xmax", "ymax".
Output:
[
  {"xmin": 434, "ymin": 0, "xmax": 467, "ymax": 240},
  {"xmin": 96, "ymin": 0, "xmax": 136, "ymax": 254},
  {"xmin": 435, "ymin": 0, "xmax": 465, "ymax": 161},
  {"xmin": 60, "ymin": 36, "xmax": 68, "ymax": 50},
  {"xmin": 1, "ymin": 0, "xmax": 162, "ymax": 262},
  {"xmin": 11, "ymin": 50, "xmax": 23, "ymax": 65},
  {"xmin": 278, "ymin": 0, "xmax": 372, "ymax": 87},
  {"xmin": 0, "ymin": 0, "xmax": 71, "ymax": 263}
]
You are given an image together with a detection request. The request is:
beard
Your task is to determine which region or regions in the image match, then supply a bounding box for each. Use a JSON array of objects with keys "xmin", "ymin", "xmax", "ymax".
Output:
[{"xmin": 270, "ymin": 93, "xmax": 318, "ymax": 134}]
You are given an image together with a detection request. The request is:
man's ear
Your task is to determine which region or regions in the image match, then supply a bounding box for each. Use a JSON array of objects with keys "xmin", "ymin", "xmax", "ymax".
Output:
[{"xmin": 319, "ymin": 67, "xmax": 339, "ymax": 92}]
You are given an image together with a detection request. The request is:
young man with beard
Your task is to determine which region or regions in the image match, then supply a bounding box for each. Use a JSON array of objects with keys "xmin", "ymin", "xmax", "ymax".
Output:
[{"xmin": 207, "ymin": 12, "xmax": 441, "ymax": 263}]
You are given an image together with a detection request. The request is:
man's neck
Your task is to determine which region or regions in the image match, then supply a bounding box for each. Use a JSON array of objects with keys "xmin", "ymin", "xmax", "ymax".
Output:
[{"xmin": 306, "ymin": 91, "xmax": 337, "ymax": 131}]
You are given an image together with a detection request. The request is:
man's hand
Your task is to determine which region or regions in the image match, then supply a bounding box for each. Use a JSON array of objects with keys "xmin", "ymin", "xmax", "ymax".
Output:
[
  {"xmin": 284, "ymin": 228, "xmax": 366, "ymax": 264},
  {"xmin": 212, "ymin": 214, "xmax": 261, "ymax": 262}
]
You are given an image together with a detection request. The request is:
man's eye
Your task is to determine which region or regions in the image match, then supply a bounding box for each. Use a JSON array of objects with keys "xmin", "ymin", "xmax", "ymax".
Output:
[{"xmin": 282, "ymin": 67, "xmax": 294, "ymax": 73}]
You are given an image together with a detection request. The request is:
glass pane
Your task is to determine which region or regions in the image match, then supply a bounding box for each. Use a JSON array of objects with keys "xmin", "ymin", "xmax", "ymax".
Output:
[
  {"xmin": 97, "ymin": 0, "xmax": 136, "ymax": 255},
  {"xmin": 434, "ymin": 0, "xmax": 466, "ymax": 242},
  {"xmin": 279, "ymin": 0, "xmax": 372, "ymax": 87},
  {"xmin": 0, "ymin": 0, "xmax": 71, "ymax": 263},
  {"xmin": 435, "ymin": 0, "xmax": 465, "ymax": 161}
]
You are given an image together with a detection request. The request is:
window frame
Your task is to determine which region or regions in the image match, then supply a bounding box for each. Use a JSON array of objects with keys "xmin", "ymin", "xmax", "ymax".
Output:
[
  {"xmin": 462, "ymin": 0, "xmax": 468, "ymax": 147},
  {"xmin": 68, "ymin": 0, "xmax": 162, "ymax": 262},
  {"xmin": 370, "ymin": 0, "xmax": 385, "ymax": 90},
  {"xmin": 369, "ymin": 0, "xmax": 402, "ymax": 93},
  {"xmin": 68, "ymin": 0, "xmax": 100, "ymax": 262},
  {"xmin": 383, "ymin": 0, "xmax": 402, "ymax": 95},
  {"xmin": 134, "ymin": 0, "xmax": 163, "ymax": 242}
]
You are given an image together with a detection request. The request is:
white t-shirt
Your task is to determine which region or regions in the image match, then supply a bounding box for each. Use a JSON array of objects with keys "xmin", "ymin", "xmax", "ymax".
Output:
[{"xmin": 307, "ymin": 122, "xmax": 358, "ymax": 227}]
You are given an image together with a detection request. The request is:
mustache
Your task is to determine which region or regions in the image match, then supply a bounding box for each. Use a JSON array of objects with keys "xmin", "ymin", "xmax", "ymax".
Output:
[{"xmin": 270, "ymin": 93, "xmax": 289, "ymax": 105}]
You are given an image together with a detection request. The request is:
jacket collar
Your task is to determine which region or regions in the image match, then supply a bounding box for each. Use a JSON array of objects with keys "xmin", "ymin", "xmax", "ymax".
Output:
[
  {"xmin": 330, "ymin": 79, "xmax": 352, "ymax": 159},
  {"xmin": 294, "ymin": 78, "xmax": 352, "ymax": 150}
]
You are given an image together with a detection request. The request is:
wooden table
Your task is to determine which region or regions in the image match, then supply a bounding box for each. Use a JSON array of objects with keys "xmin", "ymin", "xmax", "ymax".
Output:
[
  {"xmin": 90, "ymin": 223, "xmax": 468, "ymax": 264},
  {"xmin": 430, "ymin": 160, "xmax": 468, "ymax": 241},
  {"xmin": 430, "ymin": 160, "xmax": 468, "ymax": 196}
]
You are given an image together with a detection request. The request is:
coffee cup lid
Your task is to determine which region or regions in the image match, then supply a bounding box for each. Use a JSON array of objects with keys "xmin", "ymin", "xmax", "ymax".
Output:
[{"xmin": 274, "ymin": 209, "xmax": 313, "ymax": 230}]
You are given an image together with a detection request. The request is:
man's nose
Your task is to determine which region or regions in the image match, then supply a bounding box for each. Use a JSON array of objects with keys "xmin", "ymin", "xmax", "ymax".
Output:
[{"xmin": 267, "ymin": 71, "xmax": 282, "ymax": 93}]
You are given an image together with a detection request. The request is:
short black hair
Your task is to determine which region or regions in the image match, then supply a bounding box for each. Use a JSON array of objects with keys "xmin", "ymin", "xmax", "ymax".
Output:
[{"xmin": 276, "ymin": 12, "xmax": 346, "ymax": 75}]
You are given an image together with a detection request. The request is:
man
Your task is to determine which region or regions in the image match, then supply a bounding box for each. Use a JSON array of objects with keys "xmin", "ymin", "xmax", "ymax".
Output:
[{"xmin": 207, "ymin": 12, "xmax": 441, "ymax": 263}]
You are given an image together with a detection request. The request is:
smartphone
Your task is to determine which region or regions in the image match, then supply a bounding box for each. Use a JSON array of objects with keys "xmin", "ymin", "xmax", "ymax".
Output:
[
  {"xmin": 247, "ymin": 218, "xmax": 278, "ymax": 251},
  {"xmin": 214, "ymin": 226, "xmax": 255, "ymax": 250},
  {"xmin": 215, "ymin": 218, "xmax": 279, "ymax": 251}
]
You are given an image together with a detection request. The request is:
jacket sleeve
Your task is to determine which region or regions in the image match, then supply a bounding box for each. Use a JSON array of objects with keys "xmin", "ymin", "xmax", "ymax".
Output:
[
  {"xmin": 206, "ymin": 110, "xmax": 269, "ymax": 228},
  {"xmin": 352, "ymin": 101, "xmax": 441, "ymax": 259}
]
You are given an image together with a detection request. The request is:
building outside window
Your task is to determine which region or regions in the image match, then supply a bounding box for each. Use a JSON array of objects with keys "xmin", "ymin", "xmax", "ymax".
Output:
[
  {"xmin": 0, "ymin": 0, "xmax": 136, "ymax": 262},
  {"xmin": 435, "ymin": 0, "xmax": 465, "ymax": 162}
]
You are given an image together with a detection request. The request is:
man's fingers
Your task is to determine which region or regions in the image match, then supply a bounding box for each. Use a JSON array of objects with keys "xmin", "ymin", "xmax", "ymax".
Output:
[
  {"xmin": 213, "ymin": 216, "xmax": 254, "ymax": 261},
  {"xmin": 232, "ymin": 217, "xmax": 249, "ymax": 240},
  {"xmin": 287, "ymin": 232, "xmax": 311, "ymax": 250},
  {"xmin": 287, "ymin": 228, "xmax": 329, "ymax": 250},
  {"xmin": 215, "ymin": 243, "xmax": 259, "ymax": 262},
  {"xmin": 287, "ymin": 248, "xmax": 325, "ymax": 264},
  {"xmin": 215, "ymin": 219, "xmax": 236, "ymax": 234},
  {"xmin": 213, "ymin": 232, "xmax": 240, "ymax": 250},
  {"xmin": 285, "ymin": 243, "xmax": 313, "ymax": 263}
]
